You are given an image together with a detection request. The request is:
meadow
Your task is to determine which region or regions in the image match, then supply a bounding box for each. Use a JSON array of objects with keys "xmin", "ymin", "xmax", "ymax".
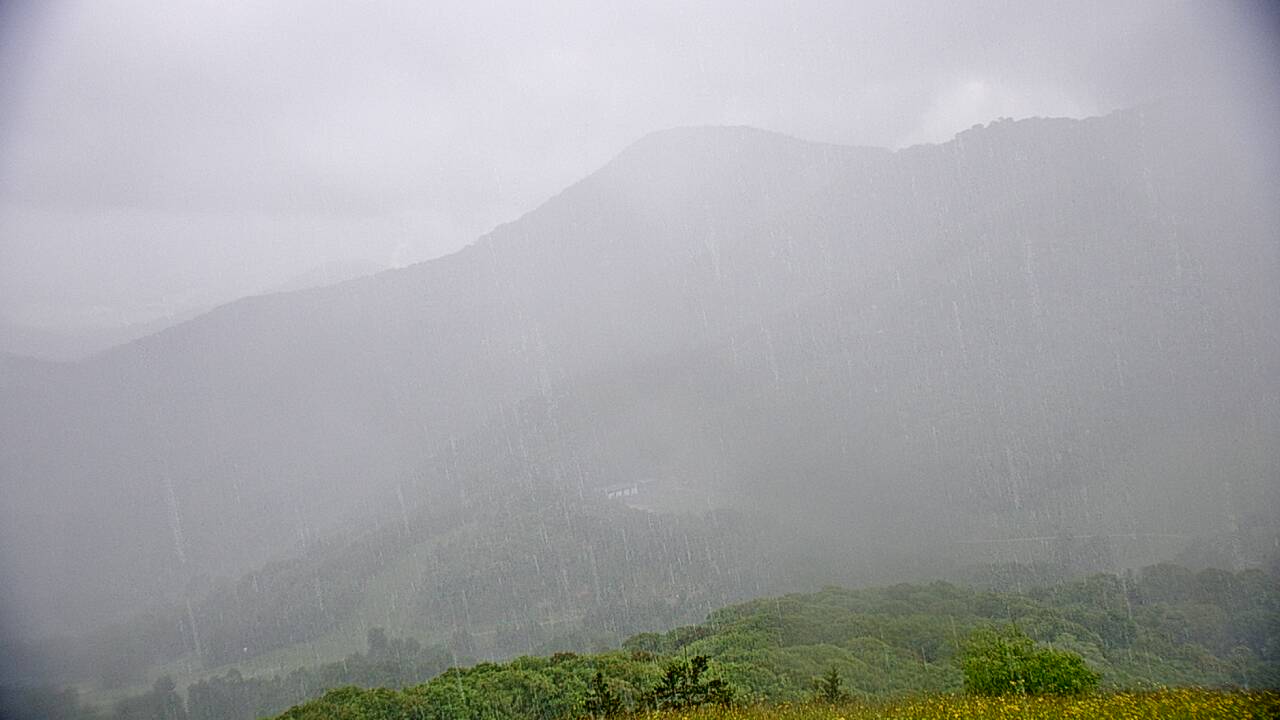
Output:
[{"xmin": 636, "ymin": 690, "xmax": 1278, "ymax": 720}]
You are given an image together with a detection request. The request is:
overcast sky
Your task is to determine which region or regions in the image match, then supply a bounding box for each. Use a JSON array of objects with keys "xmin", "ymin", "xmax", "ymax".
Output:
[{"xmin": 1, "ymin": 0, "xmax": 1277, "ymax": 332}]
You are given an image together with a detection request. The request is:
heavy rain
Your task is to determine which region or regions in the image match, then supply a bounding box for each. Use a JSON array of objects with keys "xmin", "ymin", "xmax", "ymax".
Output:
[{"xmin": 1, "ymin": 2, "xmax": 1277, "ymax": 719}]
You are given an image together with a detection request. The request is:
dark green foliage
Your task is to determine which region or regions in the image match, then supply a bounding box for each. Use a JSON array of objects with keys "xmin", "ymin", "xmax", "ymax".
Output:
[
  {"xmin": 274, "ymin": 686, "xmax": 413, "ymax": 720},
  {"xmin": 814, "ymin": 667, "xmax": 849, "ymax": 703},
  {"xmin": 583, "ymin": 671, "xmax": 623, "ymax": 718},
  {"xmin": 641, "ymin": 655, "xmax": 734, "ymax": 710},
  {"xmin": 961, "ymin": 626, "xmax": 1100, "ymax": 696}
]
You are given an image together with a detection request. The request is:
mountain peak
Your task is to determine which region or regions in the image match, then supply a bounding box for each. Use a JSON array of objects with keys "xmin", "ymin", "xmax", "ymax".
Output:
[{"xmin": 610, "ymin": 124, "xmax": 880, "ymax": 171}]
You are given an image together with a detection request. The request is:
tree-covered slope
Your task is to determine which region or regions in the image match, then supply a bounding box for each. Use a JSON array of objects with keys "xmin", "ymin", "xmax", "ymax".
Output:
[
  {"xmin": 257, "ymin": 566, "xmax": 1269, "ymax": 717},
  {"xmin": 257, "ymin": 565, "xmax": 1276, "ymax": 720},
  {"xmin": 8, "ymin": 565, "xmax": 1272, "ymax": 720}
]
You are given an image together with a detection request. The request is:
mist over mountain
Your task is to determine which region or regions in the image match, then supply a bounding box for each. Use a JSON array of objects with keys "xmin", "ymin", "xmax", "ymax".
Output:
[
  {"xmin": 1, "ymin": 100, "xmax": 1277, "ymax": 657},
  {"xmin": 264, "ymin": 259, "xmax": 388, "ymax": 296},
  {"xmin": 0, "ymin": 260, "xmax": 388, "ymax": 362}
]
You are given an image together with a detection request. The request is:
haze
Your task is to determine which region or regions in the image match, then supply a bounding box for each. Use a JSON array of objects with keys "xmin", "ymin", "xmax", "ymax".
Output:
[
  {"xmin": 0, "ymin": 2, "xmax": 1278, "ymax": 718},
  {"xmin": 2, "ymin": 1, "xmax": 1276, "ymax": 346}
]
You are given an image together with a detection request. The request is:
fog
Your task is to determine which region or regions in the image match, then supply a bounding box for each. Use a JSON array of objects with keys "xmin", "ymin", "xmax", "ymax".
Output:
[
  {"xmin": 3, "ymin": 1, "xmax": 1276, "ymax": 347},
  {"xmin": 1, "ymin": 2, "xmax": 1278, "ymax": 717}
]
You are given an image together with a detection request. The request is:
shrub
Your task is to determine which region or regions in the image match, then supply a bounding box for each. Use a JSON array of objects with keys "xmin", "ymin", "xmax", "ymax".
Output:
[{"xmin": 962, "ymin": 626, "xmax": 1100, "ymax": 695}]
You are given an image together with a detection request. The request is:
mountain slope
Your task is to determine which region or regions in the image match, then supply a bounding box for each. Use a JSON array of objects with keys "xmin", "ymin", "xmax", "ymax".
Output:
[{"xmin": 1, "ymin": 102, "xmax": 1276, "ymax": 643}]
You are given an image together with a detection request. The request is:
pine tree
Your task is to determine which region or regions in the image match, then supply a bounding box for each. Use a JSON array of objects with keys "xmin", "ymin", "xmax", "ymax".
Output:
[{"xmin": 814, "ymin": 667, "xmax": 848, "ymax": 703}]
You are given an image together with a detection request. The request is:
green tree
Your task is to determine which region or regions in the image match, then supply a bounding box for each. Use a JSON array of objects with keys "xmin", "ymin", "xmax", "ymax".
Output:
[
  {"xmin": 582, "ymin": 671, "xmax": 622, "ymax": 718},
  {"xmin": 813, "ymin": 667, "xmax": 849, "ymax": 703},
  {"xmin": 961, "ymin": 626, "xmax": 1100, "ymax": 696},
  {"xmin": 642, "ymin": 655, "xmax": 733, "ymax": 710}
]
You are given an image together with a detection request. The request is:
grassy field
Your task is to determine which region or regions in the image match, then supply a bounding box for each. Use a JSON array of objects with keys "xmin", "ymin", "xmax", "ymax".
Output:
[{"xmin": 641, "ymin": 690, "xmax": 1279, "ymax": 720}]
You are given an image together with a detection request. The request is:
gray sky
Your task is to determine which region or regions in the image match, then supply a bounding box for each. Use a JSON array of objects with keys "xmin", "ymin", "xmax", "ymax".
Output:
[{"xmin": 1, "ymin": 0, "xmax": 1276, "ymax": 331}]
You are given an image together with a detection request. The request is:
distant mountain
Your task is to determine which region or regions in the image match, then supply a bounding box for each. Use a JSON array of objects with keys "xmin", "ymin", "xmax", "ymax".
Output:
[
  {"xmin": 2, "ymin": 101, "xmax": 1277, "ymax": 646},
  {"xmin": 264, "ymin": 259, "xmax": 387, "ymax": 295},
  {"xmin": 0, "ymin": 261, "xmax": 386, "ymax": 362},
  {"xmin": 0, "ymin": 313, "xmax": 202, "ymax": 362}
]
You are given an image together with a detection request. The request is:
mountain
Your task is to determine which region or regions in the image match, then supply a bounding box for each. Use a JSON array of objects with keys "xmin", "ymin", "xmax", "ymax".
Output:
[
  {"xmin": 0, "ymin": 261, "xmax": 386, "ymax": 362},
  {"xmin": 1, "ymin": 101, "xmax": 1277, "ymax": 645},
  {"xmin": 0, "ymin": 312, "xmax": 204, "ymax": 362},
  {"xmin": 265, "ymin": 259, "xmax": 387, "ymax": 295}
]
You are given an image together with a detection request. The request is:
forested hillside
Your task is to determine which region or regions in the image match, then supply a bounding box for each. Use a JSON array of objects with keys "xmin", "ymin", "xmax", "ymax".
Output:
[
  {"xmin": 254, "ymin": 565, "xmax": 1280, "ymax": 718},
  {"xmin": 6, "ymin": 564, "xmax": 1272, "ymax": 719}
]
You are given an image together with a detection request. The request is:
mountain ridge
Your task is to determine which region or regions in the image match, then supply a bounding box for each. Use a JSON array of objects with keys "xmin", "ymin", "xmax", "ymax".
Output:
[{"xmin": 2, "ymin": 101, "xmax": 1276, "ymax": 644}]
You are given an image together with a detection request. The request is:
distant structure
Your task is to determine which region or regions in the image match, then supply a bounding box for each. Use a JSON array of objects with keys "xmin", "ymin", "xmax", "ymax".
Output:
[
  {"xmin": 602, "ymin": 481, "xmax": 640, "ymax": 500},
  {"xmin": 599, "ymin": 478, "xmax": 658, "ymax": 500}
]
